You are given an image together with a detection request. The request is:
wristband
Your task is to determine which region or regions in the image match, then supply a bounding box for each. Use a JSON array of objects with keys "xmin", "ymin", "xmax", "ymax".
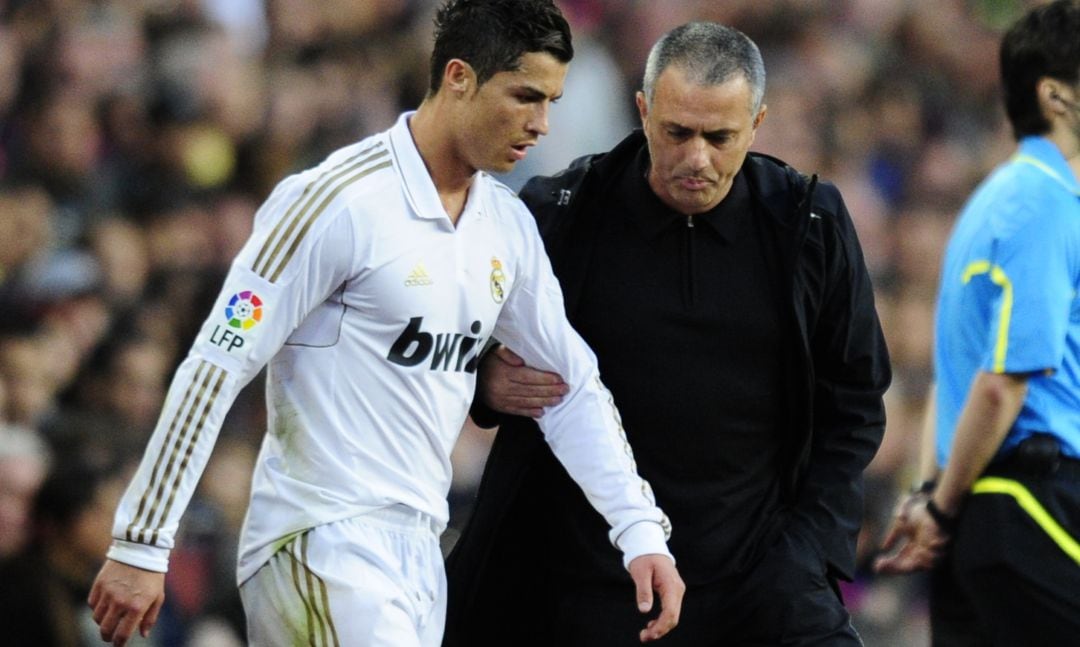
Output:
[
  {"xmin": 925, "ymin": 498, "xmax": 957, "ymax": 534},
  {"xmin": 911, "ymin": 479, "xmax": 936, "ymax": 496}
]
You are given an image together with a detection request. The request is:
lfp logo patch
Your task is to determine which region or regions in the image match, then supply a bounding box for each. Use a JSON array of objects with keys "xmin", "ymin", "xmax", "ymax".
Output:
[{"xmin": 225, "ymin": 291, "xmax": 263, "ymax": 330}]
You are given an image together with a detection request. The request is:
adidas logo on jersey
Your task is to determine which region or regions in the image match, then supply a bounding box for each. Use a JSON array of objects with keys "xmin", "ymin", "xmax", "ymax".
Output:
[
  {"xmin": 404, "ymin": 263, "xmax": 434, "ymax": 287},
  {"xmin": 387, "ymin": 317, "xmax": 485, "ymax": 373}
]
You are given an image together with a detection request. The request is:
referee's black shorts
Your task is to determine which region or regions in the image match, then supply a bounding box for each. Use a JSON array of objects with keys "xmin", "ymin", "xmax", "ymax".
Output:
[{"xmin": 931, "ymin": 441, "xmax": 1080, "ymax": 647}]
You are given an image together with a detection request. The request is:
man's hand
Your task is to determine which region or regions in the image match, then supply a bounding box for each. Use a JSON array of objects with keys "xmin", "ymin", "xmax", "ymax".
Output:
[
  {"xmin": 479, "ymin": 345, "xmax": 568, "ymax": 418},
  {"xmin": 628, "ymin": 554, "xmax": 685, "ymax": 643},
  {"xmin": 873, "ymin": 493, "xmax": 951, "ymax": 575},
  {"xmin": 88, "ymin": 559, "xmax": 166, "ymax": 647}
]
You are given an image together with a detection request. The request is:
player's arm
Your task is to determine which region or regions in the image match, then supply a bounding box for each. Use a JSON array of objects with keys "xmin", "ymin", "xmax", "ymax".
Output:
[
  {"xmin": 876, "ymin": 373, "xmax": 1027, "ymax": 574},
  {"xmin": 934, "ymin": 374, "xmax": 1028, "ymax": 515},
  {"xmin": 874, "ymin": 383, "xmax": 940, "ymax": 573},
  {"xmin": 492, "ymin": 215, "xmax": 683, "ymax": 642},
  {"xmin": 90, "ymin": 180, "xmax": 363, "ymax": 646},
  {"xmin": 475, "ymin": 344, "xmax": 567, "ymax": 419}
]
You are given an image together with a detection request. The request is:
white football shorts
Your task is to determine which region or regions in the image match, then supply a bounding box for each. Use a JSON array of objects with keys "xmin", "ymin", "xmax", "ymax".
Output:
[{"xmin": 239, "ymin": 505, "xmax": 446, "ymax": 646}]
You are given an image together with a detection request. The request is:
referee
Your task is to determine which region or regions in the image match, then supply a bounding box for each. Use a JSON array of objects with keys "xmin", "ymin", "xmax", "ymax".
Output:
[{"xmin": 875, "ymin": 1, "xmax": 1080, "ymax": 643}]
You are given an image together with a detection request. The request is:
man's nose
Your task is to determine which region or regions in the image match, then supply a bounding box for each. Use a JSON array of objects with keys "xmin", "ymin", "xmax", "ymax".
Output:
[
  {"xmin": 685, "ymin": 137, "xmax": 709, "ymax": 170},
  {"xmin": 527, "ymin": 103, "xmax": 550, "ymax": 137}
]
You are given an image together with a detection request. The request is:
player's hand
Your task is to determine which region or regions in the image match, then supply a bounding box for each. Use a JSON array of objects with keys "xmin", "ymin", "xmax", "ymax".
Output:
[
  {"xmin": 873, "ymin": 493, "xmax": 950, "ymax": 575},
  {"xmin": 88, "ymin": 559, "xmax": 166, "ymax": 647},
  {"xmin": 479, "ymin": 345, "xmax": 568, "ymax": 418},
  {"xmin": 628, "ymin": 554, "xmax": 685, "ymax": 643}
]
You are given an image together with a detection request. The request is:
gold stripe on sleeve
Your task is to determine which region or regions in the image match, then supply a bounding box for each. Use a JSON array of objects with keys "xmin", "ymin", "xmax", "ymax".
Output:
[
  {"xmin": 266, "ymin": 158, "xmax": 393, "ymax": 283},
  {"xmin": 149, "ymin": 366, "xmax": 226, "ymax": 545},
  {"xmin": 255, "ymin": 148, "xmax": 390, "ymax": 281},
  {"xmin": 253, "ymin": 142, "xmax": 385, "ymax": 274},
  {"xmin": 126, "ymin": 360, "xmax": 208, "ymax": 542},
  {"xmin": 137, "ymin": 364, "xmax": 219, "ymax": 544}
]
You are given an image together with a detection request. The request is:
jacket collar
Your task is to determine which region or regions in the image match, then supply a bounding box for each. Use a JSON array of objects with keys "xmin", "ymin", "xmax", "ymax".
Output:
[{"xmin": 621, "ymin": 145, "xmax": 748, "ymax": 244}]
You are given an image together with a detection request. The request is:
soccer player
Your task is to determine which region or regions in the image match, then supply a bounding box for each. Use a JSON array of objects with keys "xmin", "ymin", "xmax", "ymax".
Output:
[{"xmin": 87, "ymin": 2, "xmax": 683, "ymax": 645}]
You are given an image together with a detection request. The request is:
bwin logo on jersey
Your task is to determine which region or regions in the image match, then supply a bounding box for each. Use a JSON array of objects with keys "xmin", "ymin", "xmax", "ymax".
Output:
[
  {"xmin": 490, "ymin": 257, "xmax": 507, "ymax": 304},
  {"xmin": 387, "ymin": 317, "xmax": 485, "ymax": 372}
]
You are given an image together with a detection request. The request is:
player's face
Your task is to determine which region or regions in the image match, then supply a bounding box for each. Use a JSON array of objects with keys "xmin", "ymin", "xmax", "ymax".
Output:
[
  {"xmin": 637, "ymin": 66, "xmax": 766, "ymax": 215},
  {"xmin": 460, "ymin": 52, "xmax": 567, "ymax": 174}
]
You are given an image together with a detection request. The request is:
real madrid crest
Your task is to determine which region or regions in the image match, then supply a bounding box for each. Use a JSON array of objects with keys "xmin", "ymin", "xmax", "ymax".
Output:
[{"xmin": 490, "ymin": 257, "xmax": 506, "ymax": 304}]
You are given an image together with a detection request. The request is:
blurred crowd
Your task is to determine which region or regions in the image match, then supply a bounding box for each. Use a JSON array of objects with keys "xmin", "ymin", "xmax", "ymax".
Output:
[{"xmin": 0, "ymin": 0, "xmax": 1046, "ymax": 644}]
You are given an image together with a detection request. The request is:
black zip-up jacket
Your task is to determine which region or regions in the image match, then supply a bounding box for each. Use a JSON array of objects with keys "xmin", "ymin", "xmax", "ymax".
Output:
[{"xmin": 444, "ymin": 131, "xmax": 891, "ymax": 644}]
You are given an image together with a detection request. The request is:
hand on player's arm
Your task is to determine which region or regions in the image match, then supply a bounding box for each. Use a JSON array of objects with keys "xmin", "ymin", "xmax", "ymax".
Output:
[
  {"xmin": 88, "ymin": 559, "xmax": 166, "ymax": 647},
  {"xmin": 479, "ymin": 345, "xmax": 568, "ymax": 418},
  {"xmin": 628, "ymin": 554, "xmax": 685, "ymax": 643}
]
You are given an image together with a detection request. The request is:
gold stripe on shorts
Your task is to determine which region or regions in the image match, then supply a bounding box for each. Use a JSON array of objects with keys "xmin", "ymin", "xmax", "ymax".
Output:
[
  {"xmin": 288, "ymin": 537, "xmax": 317, "ymax": 646},
  {"xmin": 287, "ymin": 533, "xmax": 341, "ymax": 646}
]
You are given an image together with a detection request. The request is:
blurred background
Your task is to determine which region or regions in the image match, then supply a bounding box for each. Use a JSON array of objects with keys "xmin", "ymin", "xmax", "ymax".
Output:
[{"xmin": 0, "ymin": 0, "xmax": 1045, "ymax": 644}]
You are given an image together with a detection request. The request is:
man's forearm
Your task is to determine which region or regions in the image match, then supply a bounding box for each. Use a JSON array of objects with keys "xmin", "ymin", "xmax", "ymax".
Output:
[
  {"xmin": 933, "ymin": 372, "xmax": 1028, "ymax": 515},
  {"xmin": 916, "ymin": 383, "xmax": 939, "ymax": 484}
]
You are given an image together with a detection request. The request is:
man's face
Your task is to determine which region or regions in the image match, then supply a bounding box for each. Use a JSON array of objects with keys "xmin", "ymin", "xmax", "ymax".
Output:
[
  {"xmin": 637, "ymin": 66, "xmax": 766, "ymax": 215},
  {"xmin": 455, "ymin": 52, "xmax": 567, "ymax": 175}
]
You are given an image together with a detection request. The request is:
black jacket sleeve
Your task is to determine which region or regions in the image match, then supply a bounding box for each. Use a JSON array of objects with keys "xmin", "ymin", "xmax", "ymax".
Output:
[{"xmin": 790, "ymin": 182, "xmax": 891, "ymax": 580}]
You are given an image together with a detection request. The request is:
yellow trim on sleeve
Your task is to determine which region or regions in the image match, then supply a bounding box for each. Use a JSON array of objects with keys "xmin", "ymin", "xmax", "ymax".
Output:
[
  {"xmin": 971, "ymin": 477, "xmax": 1080, "ymax": 567},
  {"xmin": 961, "ymin": 261, "xmax": 1013, "ymax": 373}
]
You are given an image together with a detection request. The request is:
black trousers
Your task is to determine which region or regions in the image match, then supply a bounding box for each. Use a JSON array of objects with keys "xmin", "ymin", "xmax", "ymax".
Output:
[
  {"xmin": 930, "ymin": 458, "xmax": 1080, "ymax": 647},
  {"xmin": 546, "ymin": 529, "xmax": 860, "ymax": 647}
]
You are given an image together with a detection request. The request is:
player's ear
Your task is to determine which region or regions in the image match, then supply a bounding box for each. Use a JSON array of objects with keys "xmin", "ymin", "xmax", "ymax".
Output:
[
  {"xmin": 443, "ymin": 59, "xmax": 476, "ymax": 97},
  {"xmin": 635, "ymin": 91, "xmax": 649, "ymax": 126}
]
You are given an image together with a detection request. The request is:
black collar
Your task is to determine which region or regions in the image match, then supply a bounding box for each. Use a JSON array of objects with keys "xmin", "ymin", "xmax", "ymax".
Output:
[{"xmin": 621, "ymin": 146, "xmax": 749, "ymax": 244}]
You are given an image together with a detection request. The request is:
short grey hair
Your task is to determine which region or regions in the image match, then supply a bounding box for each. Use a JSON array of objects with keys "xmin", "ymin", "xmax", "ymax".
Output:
[{"xmin": 642, "ymin": 22, "xmax": 766, "ymax": 113}]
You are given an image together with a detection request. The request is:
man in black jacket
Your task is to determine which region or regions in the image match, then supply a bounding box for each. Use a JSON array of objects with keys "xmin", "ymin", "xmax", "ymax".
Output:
[{"xmin": 445, "ymin": 22, "xmax": 890, "ymax": 646}]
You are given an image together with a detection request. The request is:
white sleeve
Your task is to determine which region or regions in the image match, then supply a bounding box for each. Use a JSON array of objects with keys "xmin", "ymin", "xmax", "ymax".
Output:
[
  {"xmin": 492, "ymin": 217, "xmax": 673, "ymax": 569},
  {"xmin": 108, "ymin": 184, "xmax": 359, "ymax": 572}
]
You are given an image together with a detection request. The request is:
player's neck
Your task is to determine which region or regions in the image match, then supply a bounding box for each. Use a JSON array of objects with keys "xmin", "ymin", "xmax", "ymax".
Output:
[
  {"xmin": 1044, "ymin": 117, "xmax": 1080, "ymax": 175},
  {"xmin": 409, "ymin": 102, "xmax": 474, "ymax": 225}
]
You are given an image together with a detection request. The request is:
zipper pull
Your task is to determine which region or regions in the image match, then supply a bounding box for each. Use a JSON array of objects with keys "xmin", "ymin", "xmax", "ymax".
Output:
[{"xmin": 686, "ymin": 216, "xmax": 694, "ymax": 228}]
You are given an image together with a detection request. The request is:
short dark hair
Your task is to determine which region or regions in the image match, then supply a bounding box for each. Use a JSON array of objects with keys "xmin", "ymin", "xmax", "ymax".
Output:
[
  {"xmin": 1000, "ymin": 0, "xmax": 1080, "ymax": 138},
  {"xmin": 428, "ymin": 0, "xmax": 573, "ymax": 94}
]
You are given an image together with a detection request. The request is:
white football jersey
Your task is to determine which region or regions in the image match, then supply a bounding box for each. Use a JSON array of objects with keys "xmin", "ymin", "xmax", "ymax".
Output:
[{"xmin": 108, "ymin": 112, "xmax": 671, "ymax": 583}]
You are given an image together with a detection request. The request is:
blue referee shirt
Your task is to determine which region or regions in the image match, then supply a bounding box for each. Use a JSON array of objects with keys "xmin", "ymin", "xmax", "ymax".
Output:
[{"xmin": 935, "ymin": 136, "xmax": 1080, "ymax": 464}]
